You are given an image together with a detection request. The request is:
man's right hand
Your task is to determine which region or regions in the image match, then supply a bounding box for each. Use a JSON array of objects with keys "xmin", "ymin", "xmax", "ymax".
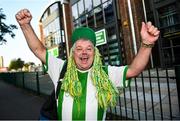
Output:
[{"xmin": 15, "ymin": 9, "xmax": 32, "ymax": 26}]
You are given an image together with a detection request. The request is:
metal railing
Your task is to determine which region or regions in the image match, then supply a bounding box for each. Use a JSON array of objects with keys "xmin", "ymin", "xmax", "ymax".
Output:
[
  {"xmin": 0, "ymin": 66, "xmax": 180, "ymax": 120},
  {"xmin": 107, "ymin": 67, "xmax": 180, "ymax": 120},
  {"xmin": 0, "ymin": 72, "xmax": 54, "ymax": 95}
]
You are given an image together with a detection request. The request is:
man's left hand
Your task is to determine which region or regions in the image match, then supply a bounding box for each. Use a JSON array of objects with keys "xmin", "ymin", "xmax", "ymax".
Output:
[{"xmin": 140, "ymin": 22, "xmax": 160, "ymax": 44}]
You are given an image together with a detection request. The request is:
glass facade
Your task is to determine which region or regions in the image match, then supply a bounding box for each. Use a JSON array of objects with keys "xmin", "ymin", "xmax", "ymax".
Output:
[
  {"xmin": 71, "ymin": 0, "xmax": 123, "ymax": 66},
  {"xmin": 50, "ymin": 3, "xmax": 58, "ymax": 13},
  {"xmin": 159, "ymin": 4, "xmax": 180, "ymax": 36},
  {"xmin": 44, "ymin": 17, "xmax": 62, "ymax": 46},
  {"xmin": 157, "ymin": 2, "xmax": 180, "ymax": 66},
  {"xmin": 40, "ymin": 2, "xmax": 67, "ymax": 60}
]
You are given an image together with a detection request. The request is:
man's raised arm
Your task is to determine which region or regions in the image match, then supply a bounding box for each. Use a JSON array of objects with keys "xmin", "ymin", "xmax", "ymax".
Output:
[
  {"xmin": 15, "ymin": 9, "xmax": 46, "ymax": 64},
  {"xmin": 126, "ymin": 22, "xmax": 160, "ymax": 79}
]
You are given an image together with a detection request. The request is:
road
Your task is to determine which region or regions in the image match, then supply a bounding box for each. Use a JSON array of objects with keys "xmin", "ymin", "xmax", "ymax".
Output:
[{"xmin": 0, "ymin": 80, "xmax": 45, "ymax": 120}]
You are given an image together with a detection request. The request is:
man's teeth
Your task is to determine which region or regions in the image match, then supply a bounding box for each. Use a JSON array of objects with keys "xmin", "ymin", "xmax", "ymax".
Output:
[
  {"xmin": 81, "ymin": 57, "xmax": 88, "ymax": 59},
  {"xmin": 80, "ymin": 57, "xmax": 88, "ymax": 60}
]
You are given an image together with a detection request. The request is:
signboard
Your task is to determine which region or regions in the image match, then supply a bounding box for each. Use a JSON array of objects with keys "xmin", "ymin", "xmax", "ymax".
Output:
[
  {"xmin": 48, "ymin": 47, "xmax": 59, "ymax": 57},
  {"xmin": 95, "ymin": 29, "xmax": 107, "ymax": 46}
]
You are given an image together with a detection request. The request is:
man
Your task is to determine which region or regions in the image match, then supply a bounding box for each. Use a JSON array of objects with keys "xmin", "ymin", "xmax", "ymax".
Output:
[{"xmin": 15, "ymin": 9, "xmax": 160, "ymax": 120}]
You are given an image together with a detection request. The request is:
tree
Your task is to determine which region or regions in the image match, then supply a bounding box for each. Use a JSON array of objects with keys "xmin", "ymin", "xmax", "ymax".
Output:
[
  {"xmin": 16, "ymin": 58, "xmax": 24, "ymax": 68},
  {"xmin": 22, "ymin": 63, "xmax": 29, "ymax": 72},
  {"xmin": 28, "ymin": 62, "xmax": 35, "ymax": 66},
  {"xmin": 22, "ymin": 62, "xmax": 36, "ymax": 72},
  {"xmin": 9, "ymin": 58, "xmax": 24, "ymax": 70},
  {"xmin": 0, "ymin": 8, "xmax": 17, "ymax": 45}
]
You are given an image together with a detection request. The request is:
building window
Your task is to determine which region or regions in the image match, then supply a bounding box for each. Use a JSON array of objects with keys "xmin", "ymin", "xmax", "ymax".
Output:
[
  {"xmin": 84, "ymin": 0, "xmax": 93, "ymax": 12},
  {"xmin": 158, "ymin": 4, "xmax": 180, "ymax": 36},
  {"xmin": 54, "ymin": 17, "xmax": 60, "ymax": 31},
  {"xmin": 50, "ymin": 3, "xmax": 58, "ymax": 13},
  {"xmin": 42, "ymin": 11, "xmax": 48, "ymax": 21},
  {"xmin": 103, "ymin": 0, "xmax": 114, "ymax": 24},
  {"xmin": 79, "ymin": 15, "xmax": 87, "ymax": 27},
  {"xmin": 155, "ymin": 2, "xmax": 180, "ymax": 67},
  {"xmin": 43, "ymin": 16, "xmax": 62, "ymax": 48},
  {"xmin": 73, "ymin": 19, "xmax": 80, "ymax": 28},
  {"xmin": 107, "ymin": 25, "xmax": 117, "ymax": 40},
  {"xmin": 87, "ymin": 11, "xmax": 95, "ymax": 28},
  {"xmin": 72, "ymin": 4, "xmax": 78, "ymax": 20},
  {"xmin": 102, "ymin": 0, "xmax": 108, "ymax": 3},
  {"xmin": 94, "ymin": 6, "xmax": 104, "ymax": 27},
  {"xmin": 93, "ymin": 0, "xmax": 101, "ymax": 7},
  {"xmin": 78, "ymin": 0, "xmax": 85, "ymax": 16},
  {"xmin": 162, "ymin": 48, "xmax": 173, "ymax": 66}
]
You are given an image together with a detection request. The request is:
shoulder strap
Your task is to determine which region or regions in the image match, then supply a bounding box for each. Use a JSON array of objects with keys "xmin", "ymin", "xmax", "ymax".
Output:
[
  {"xmin": 55, "ymin": 61, "xmax": 67, "ymax": 99},
  {"xmin": 102, "ymin": 65, "xmax": 108, "ymax": 74}
]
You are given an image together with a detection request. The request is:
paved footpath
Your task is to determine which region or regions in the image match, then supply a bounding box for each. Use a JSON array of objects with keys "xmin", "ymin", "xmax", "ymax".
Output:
[{"xmin": 0, "ymin": 80, "xmax": 46, "ymax": 120}]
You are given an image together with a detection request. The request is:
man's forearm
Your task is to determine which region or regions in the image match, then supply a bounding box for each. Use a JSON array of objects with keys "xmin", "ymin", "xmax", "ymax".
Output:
[
  {"xmin": 21, "ymin": 24, "xmax": 46, "ymax": 63},
  {"xmin": 127, "ymin": 46, "xmax": 152, "ymax": 78}
]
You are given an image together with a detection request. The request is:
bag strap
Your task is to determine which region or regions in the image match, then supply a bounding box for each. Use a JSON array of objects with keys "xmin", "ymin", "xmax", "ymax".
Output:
[{"xmin": 55, "ymin": 61, "xmax": 67, "ymax": 99}]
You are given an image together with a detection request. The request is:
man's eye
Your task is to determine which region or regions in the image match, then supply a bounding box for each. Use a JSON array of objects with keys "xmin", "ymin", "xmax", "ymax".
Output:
[{"xmin": 76, "ymin": 48, "xmax": 82, "ymax": 51}]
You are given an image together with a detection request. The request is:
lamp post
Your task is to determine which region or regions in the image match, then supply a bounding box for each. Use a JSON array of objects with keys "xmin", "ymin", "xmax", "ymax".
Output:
[
  {"xmin": 142, "ymin": 0, "xmax": 154, "ymax": 68},
  {"xmin": 127, "ymin": 0, "xmax": 137, "ymax": 55}
]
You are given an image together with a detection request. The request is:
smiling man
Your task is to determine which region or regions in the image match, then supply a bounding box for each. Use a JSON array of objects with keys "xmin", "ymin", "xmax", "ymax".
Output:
[
  {"xmin": 71, "ymin": 27, "xmax": 96, "ymax": 71},
  {"xmin": 73, "ymin": 40, "xmax": 94, "ymax": 70},
  {"xmin": 15, "ymin": 9, "xmax": 160, "ymax": 120}
]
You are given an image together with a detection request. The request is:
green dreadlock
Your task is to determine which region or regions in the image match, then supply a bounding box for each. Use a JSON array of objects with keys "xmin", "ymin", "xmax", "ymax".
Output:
[{"xmin": 61, "ymin": 46, "xmax": 119, "ymax": 109}]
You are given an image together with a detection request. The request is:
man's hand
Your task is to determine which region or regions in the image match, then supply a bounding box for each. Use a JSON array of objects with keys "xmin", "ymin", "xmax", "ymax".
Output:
[
  {"xmin": 15, "ymin": 9, "xmax": 32, "ymax": 26},
  {"xmin": 140, "ymin": 22, "xmax": 160, "ymax": 44}
]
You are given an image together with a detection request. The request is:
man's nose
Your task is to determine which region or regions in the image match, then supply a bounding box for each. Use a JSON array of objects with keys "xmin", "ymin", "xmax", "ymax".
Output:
[{"xmin": 82, "ymin": 49, "xmax": 87, "ymax": 53}]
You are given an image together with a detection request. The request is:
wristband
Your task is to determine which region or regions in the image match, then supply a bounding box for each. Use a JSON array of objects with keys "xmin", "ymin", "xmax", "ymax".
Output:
[{"xmin": 141, "ymin": 42, "xmax": 154, "ymax": 48}]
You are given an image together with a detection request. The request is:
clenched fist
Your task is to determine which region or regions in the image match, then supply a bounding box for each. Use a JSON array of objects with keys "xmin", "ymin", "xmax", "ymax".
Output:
[
  {"xmin": 15, "ymin": 9, "xmax": 32, "ymax": 26},
  {"xmin": 140, "ymin": 22, "xmax": 160, "ymax": 45}
]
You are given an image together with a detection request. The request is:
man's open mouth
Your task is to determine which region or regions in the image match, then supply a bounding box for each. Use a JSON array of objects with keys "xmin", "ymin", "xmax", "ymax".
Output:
[{"xmin": 80, "ymin": 57, "xmax": 88, "ymax": 63}]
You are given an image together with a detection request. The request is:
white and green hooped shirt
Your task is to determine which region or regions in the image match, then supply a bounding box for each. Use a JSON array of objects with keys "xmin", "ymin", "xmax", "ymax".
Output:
[{"xmin": 46, "ymin": 54, "xmax": 131, "ymax": 120}]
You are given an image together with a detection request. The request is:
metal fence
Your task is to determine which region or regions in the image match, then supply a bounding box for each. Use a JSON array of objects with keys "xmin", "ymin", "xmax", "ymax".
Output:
[
  {"xmin": 107, "ymin": 66, "xmax": 180, "ymax": 120},
  {"xmin": 0, "ymin": 66, "xmax": 180, "ymax": 120},
  {"xmin": 0, "ymin": 72, "xmax": 54, "ymax": 95}
]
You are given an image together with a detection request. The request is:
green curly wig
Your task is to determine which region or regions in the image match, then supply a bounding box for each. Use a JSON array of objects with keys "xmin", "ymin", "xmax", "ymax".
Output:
[{"xmin": 61, "ymin": 46, "xmax": 119, "ymax": 109}]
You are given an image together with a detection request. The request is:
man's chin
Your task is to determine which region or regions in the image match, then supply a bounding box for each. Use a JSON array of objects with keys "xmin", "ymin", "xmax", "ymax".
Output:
[{"xmin": 78, "ymin": 65, "xmax": 91, "ymax": 71}]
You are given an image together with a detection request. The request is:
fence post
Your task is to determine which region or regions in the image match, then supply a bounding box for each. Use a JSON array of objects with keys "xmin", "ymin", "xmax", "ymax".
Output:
[
  {"xmin": 175, "ymin": 65, "xmax": 180, "ymax": 113},
  {"xmin": 13, "ymin": 73, "xmax": 16, "ymax": 85},
  {"xmin": 22, "ymin": 72, "xmax": 25, "ymax": 89},
  {"xmin": 36, "ymin": 72, "xmax": 40, "ymax": 95}
]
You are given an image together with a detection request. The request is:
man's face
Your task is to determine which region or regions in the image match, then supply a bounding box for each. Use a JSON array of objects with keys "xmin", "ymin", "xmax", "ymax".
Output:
[{"xmin": 73, "ymin": 39, "xmax": 95, "ymax": 71}]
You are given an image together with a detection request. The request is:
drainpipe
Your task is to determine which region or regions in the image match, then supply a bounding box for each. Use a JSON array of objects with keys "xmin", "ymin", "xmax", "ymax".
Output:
[
  {"xmin": 62, "ymin": 0, "xmax": 70, "ymax": 57},
  {"xmin": 142, "ymin": 0, "xmax": 154, "ymax": 68},
  {"xmin": 127, "ymin": 0, "xmax": 137, "ymax": 54}
]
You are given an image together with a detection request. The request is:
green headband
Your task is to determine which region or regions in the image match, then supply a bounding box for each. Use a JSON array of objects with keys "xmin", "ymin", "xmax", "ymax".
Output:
[{"xmin": 71, "ymin": 27, "xmax": 96, "ymax": 45}]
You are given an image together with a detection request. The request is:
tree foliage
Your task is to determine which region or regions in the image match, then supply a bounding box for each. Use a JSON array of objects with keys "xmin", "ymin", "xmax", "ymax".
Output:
[
  {"xmin": 9, "ymin": 58, "xmax": 24, "ymax": 70},
  {"xmin": 0, "ymin": 8, "xmax": 17, "ymax": 45}
]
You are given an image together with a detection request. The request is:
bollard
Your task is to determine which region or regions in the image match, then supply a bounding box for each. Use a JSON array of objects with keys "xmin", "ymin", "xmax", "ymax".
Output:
[{"xmin": 175, "ymin": 65, "xmax": 180, "ymax": 113}]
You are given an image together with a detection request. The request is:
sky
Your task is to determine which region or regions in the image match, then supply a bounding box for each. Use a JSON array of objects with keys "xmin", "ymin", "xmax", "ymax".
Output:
[{"xmin": 0, "ymin": 0, "xmax": 51, "ymax": 67}]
